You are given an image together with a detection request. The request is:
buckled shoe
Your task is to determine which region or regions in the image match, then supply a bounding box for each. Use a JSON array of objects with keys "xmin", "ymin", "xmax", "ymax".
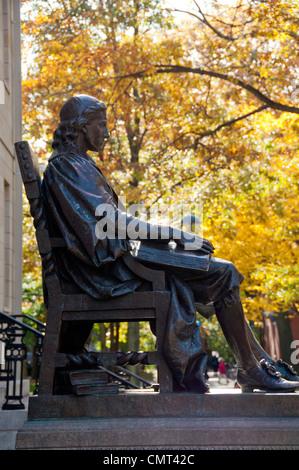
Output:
[
  {"xmin": 273, "ymin": 359, "xmax": 299, "ymax": 382},
  {"xmin": 237, "ymin": 359, "xmax": 299, "ymax": 393}
]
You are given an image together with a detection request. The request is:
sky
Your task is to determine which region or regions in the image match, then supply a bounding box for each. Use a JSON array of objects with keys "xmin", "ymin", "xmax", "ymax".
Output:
[
  {"xmin": 165, "ymin": 0, "xmax": 237, "ymax": 11},
  {"xmin": 164, "ymin": 0, "xmax": 206, "ymax": 24},
  {"xmin": 165, "ymin": 0, "xmax": 195, "ymax": 8},
  {"xmin": 164, "ymin": 0, "xmax": 204, "ymax": 15}
]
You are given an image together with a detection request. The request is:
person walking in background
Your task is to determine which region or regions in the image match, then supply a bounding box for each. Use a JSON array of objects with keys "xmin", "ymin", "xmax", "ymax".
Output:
[{"xmin": 218, "ymin": 358, "xmax": 228, "ymax": 384}]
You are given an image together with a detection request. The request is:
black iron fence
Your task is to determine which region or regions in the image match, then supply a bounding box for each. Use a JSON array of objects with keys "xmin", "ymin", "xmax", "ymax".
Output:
[
  {"xmin": 0, "ymin": 311, "xmax": 45, "ymax": 410},
  {"xmin": 0, "ymin": 312, "xmax": 159, "ymax": 409}
]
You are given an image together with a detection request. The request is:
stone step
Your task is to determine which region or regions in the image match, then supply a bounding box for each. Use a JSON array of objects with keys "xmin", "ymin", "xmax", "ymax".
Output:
[
  {"xmin": 0, "ymin": 409, "xmax": 28, "ymax": 450},
  {"xmin": 16, "ymin": 415, "xmax": 299, "ymax": 450},
  {"xmin": 16, "ymin": 390, "xmax": 299, "ymax": 450},
  {"xmin": 0, "ymin": 380, "xmax": 29, "ymax": 450},
  {"xmin": 27, "ymin": 389, "xmax": 299, "ymax": 420}
]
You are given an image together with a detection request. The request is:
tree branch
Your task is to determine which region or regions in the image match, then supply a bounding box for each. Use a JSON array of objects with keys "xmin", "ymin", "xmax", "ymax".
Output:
[
  {"xmin": 111, "ymin": 66, "xmax": 299, "ymax": 115},
  {"xmin": 153, "ymin": 105, "xmax": 267, "ymax": 155},
  {"xmin": 173, "ymin": 1, "xmax": 247, "ymax": 41},
  {"xmin": 148, "ymin": 174, "xmax": 202, "ymax": 207},
  {"xmin": 154, "ymin": 65, "xmax": 299, "ymax": 114},
  {"xmin": 193, "ymin": 104, "xmax": 269, "ymax": 147}
]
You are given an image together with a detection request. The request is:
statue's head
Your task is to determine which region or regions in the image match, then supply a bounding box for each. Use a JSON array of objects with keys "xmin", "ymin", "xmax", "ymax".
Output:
[{"xmin": 52, "ymin": 95, "xmax": 109, "ymax": 153}]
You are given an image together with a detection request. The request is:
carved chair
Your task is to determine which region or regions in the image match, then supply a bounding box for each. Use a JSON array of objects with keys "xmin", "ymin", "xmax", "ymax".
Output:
[{"xmin": 15, "ymin": 141, "xmax": 173, "ymax": 394}]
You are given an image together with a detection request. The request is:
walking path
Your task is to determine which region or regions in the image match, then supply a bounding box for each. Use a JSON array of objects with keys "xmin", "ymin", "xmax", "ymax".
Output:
[{"xmin": 207, "ymin": 372, "xmax": 241, "ymax": 393}]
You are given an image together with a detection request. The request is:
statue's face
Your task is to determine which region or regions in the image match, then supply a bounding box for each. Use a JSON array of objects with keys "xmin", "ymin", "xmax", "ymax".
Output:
[{"xmin": 83, "ymin": 110, "xmax": 109, "ymax": 153}]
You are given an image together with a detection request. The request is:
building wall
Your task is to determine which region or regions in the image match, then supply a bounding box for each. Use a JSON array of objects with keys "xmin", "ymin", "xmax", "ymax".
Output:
[{"xmin": 0, "ymin": 0, "xmax": 22, "ymax": 320}]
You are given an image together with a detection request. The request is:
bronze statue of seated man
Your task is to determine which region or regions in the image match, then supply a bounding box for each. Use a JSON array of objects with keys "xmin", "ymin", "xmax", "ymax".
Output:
[{"xmin": 41, "ymin": 94, "xmax": 299, "ymax": 393}]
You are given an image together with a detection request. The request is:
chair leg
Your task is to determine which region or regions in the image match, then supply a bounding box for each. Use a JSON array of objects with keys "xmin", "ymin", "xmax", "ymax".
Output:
[
  {"xmin": 38, "ymin": 293, "xmax": 173, "ymax": 395},
  {"xmin": 155, "ymin": 301, "xmax": 173, "ymax": 393},
  {"xmin": 38, "ymin": 304, "xmax": 62, "ymax": 395}
]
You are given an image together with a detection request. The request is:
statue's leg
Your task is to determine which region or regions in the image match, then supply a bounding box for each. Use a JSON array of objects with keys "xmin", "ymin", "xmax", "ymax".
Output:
[
  {"xmin": 184, "ymin": 256, "xmax": 299, "ymax": 391},
  {"xmin": 214, "ymin": 289, "xmax": 259, "ymax": 372},
  {"xmin": 214, "ymin": 290, "xmax": 299, "ymax": 392},
  {"xmin": 245, "ymin": 319, "xmax": 272, "ymax": 363},
  {"xmin": 162, "ymin": 272, "xmax": 210, "ymax": 393},
  {"xmin": 186, "ymin": 258, "xmax": 259, "ymax": 372},
  {"xmin": 180, "ymin": 350, "xmax": 210, "ymax": 393}
]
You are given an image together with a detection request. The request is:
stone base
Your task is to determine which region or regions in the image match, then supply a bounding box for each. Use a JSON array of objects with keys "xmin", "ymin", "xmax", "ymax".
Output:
[
  {"xmin": 25, "ymin": 389, "xmax": 299, "ymax": 420},
  {"xmin": 16, "ymin": 416, "xmax": 299, "ymax": 450},
  {"xmin": 16, "ymin": 390, "xmax": 299, "ymax": 450},
  {"xmin": 0, "ymin": 410, "xmax": 28, "ymax": 450}
]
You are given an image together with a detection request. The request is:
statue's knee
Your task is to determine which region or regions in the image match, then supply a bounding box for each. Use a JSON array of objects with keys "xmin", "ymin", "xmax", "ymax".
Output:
[{"xmin": 224, "ymin": 260, "xmax": 241, "ymax": 280}]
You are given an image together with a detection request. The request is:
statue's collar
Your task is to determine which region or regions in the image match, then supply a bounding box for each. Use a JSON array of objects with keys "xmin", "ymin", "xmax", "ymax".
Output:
[{"xmin": 49, "ymin": 143, "xmax": 92, "ymax": 162}]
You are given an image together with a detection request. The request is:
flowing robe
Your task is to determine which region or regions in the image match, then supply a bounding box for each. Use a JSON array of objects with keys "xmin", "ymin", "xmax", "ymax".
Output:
[{"xmin": 41, "ymin": 144, "xmax": 243, "ymax": 386}]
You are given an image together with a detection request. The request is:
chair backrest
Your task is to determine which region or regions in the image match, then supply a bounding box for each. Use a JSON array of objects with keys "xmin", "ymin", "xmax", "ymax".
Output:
[
  {"xmin": 15, "ymin": 141, "xmax": 61, "ymax": 295},
  {"xmin": 15, "ymin": 141, "xmax": 166, "ymax": 296},
  {"xmin": 15, "ymin": 141, "xmax": 41, "ymax": 194}
]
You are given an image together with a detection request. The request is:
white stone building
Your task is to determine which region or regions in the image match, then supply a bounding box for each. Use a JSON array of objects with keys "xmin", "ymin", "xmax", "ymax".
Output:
[
  {"xmin": 0, "ymin": 0, "xmax": 22, "ymax": 368},
  {"xmin": 0, "ymin": 1, "xmax": 25, "ymax": 450},
  {"xmin": 0, "ymin": 0, "xmax": 22, "ymax": 316}
]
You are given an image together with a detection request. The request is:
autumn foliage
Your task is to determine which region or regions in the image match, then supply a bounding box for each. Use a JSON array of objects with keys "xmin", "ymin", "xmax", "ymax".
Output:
[{"xmin": 21, "ymin": 0, "xmax": 299, "ymax": 328}]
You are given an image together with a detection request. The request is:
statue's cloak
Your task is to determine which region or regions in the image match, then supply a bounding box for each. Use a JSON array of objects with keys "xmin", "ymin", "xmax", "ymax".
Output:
[{"xmin": 41, "ymin": 144, "xmax": 243, "ymax": 384}]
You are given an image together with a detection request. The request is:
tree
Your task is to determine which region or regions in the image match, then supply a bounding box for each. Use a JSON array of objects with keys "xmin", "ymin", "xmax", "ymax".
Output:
[
  {"xmin": 21, "ymin": 0, "xmax": 299, "ymax": 356},
  {"xmin": 150, "ymin": 0, "xmax": 299, "ymax": 321},
  {"xmin": 21, "ymin": 0, "xmax": 180, "ymax": 354}
]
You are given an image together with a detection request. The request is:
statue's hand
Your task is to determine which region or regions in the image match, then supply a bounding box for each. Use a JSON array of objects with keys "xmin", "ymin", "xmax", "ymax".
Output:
[{"xmin": 177, "ymin": 234, "xmax": 215, "ymax": 253}]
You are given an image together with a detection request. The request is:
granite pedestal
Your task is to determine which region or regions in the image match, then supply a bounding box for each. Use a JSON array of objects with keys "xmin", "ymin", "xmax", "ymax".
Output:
[{"xmin": 16, "ymin": 390, "xmax": 299, "ymax": 450}]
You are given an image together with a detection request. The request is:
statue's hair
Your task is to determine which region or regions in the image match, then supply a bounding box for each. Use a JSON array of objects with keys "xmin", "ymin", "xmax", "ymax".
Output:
[{"xmin": 52, "ymin": 101, "xmax": 106, "ymax": 150}]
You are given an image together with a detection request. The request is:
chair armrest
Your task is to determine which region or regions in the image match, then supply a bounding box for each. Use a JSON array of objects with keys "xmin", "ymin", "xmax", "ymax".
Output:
[
  {"xmin": 50, "ymin": 239, "xmax": 166, "ymax": 291},
  {"xmin": 122, "ymin": 252, "xmax": 166, "ymax": 291}
]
